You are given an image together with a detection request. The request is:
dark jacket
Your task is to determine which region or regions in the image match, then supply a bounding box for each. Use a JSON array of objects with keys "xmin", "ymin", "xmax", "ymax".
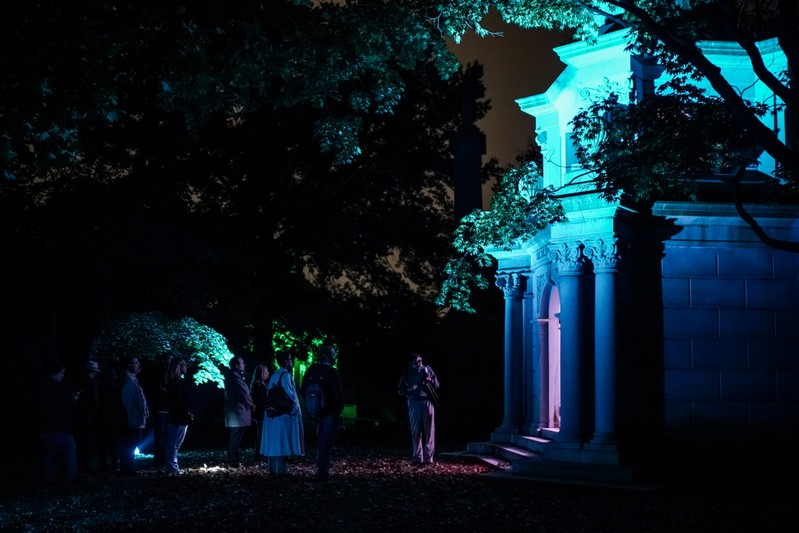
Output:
[
  {"xmin": 39, "ymin": 377, "xmax": 76, "ymax": 435},
  {"xmin": 251, "ymin": 381, "xmax": 268, "ymax": 422},
  {"xmin": 397, "ymin": 365, "xmax": 440, "ymax": 403},
  {"xmin": 167, "ymin": 377, "xmax": 192, "ymax": 426},
  {"xmin": 300, "ymin": 363, "xmax": 344, "ymax": 418}
]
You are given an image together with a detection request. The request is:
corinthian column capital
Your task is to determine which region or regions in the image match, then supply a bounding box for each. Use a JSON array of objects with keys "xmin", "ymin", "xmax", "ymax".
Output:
[
  {"xmin": 495, "ymin": 272, "xmax": 525, "ymax": 298},
  {"xmin": 550, "ymin": 242, "xmax": 586, "ymax": 275},
  {"xmin": 586, "ymin": 238, "xmax": 621, "ymax": 272}
]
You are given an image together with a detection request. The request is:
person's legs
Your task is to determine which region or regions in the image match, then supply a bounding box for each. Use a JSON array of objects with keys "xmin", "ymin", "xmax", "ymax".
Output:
[
  {"xmin": 43, "ymin": 434, "xmax": 58, "ymax": 483},
  {"xmin": 119, "ymin": 427, "xmax": 141, "ymax": 474},
  {"xmin": 154, "ymin": 412, "xmax": 170, "ymax": 468},
  {"xmin": 316, "ymin": 415, "xmax": 340, "ymax": 477},
  {"xmin": 407, "ymin": 400, "xmax": 424, "ymax": 463},
  {"xmin": 62, "ymin": 434, "xmax": 77, "ymax": 480},
  {"xmin": 268, "ymin": 455, "xmax": 287, "ymax": 474},
  {"xmin": 75, "ymin": 429, "xmax": 89, "ymax": 474},
  {"xmin": 228, "ymin": 426, "xmax": 246, "ymax": 465},
  {"xmin": 253, "ymin": 420, "xmax": 262, "ymax": 462},
  {"xmin": 422, "ymin": 401, "xmax": 435, "ymax": 464},
  {"xmin": 166, "ymin": 424, "xmax": 188, "ymax": 473}
]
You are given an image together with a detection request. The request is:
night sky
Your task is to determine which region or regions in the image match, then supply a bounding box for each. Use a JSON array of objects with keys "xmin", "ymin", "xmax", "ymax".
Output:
[{"xmin": 447, "ymin": 10, "xmax": 571, "ymax": 206}]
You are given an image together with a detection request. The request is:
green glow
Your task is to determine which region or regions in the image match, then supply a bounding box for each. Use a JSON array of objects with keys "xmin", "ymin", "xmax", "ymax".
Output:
[
  {"xmin": 89, "ymin": 311, "xmax": 234, "ymax": 389},
  {"xmin": 270, "ymin": 319, "xmax": 339, "ymax": 385}
]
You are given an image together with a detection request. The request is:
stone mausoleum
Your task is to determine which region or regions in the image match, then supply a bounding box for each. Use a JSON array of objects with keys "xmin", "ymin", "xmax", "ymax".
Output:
[{"xmin": 467, "ymin": 29, "xmax": 799, "ymax": 483}]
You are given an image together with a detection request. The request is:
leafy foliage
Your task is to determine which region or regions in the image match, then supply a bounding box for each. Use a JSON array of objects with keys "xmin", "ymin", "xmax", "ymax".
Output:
[
  {"xmin": 1, "ymin": 1, "xmax": 485, "ymax": 393},
  {"xmin": 88, "ymin": 312, "xmax": 175, "ymax": 363},
  {"xmin": 170, "ymin": 317, "xmax": 235, "ymax": 387},
  {"xmin": 437, "ymin": 163, "xmax": 566, "ymax": 313},
  {"xmin": 271, "ymin": 319, "xmax": 338, "ymax": 365},
  {"xmin": 89, "ymin": 312, "xmax": 233, "ymax": 388},
  {"xmin": 0, "ymin": 0, "xmax": 461, "ymax": 178},
  {"xmin": 571, "ymin": 78, "xmax": 768, "ymax": 204}
]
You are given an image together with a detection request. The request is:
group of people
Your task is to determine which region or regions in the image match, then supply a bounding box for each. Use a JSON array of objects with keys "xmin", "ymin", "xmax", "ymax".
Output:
[
  {"xmin": 38, "ymin": 353, "xmax": 192, "ymax": 482},
  {"xmin": 223, "ymin": 347, "xmax": 345, "ymax": 479},
  {"xmin": 38, "ymin": 347, "xmax": 440, "ymax": 482}
]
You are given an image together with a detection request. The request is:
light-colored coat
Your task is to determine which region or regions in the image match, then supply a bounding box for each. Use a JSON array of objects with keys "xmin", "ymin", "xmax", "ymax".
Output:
[{"xmin": 261, "ymin": 368, "xmax": 304, "ymax": 457}]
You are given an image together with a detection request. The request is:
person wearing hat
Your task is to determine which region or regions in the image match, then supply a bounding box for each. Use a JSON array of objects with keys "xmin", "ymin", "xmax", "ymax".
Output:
[{"xmin": 75, "ymin": 359, "xmax": 102, "ymax": 474}]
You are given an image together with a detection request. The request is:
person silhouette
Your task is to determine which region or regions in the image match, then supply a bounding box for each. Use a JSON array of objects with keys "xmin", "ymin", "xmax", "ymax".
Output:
[
  {"xmin": 223, "ymin": 356, "xmax": 255, "ymax": 467},
  {"xmin": 262, "ymin": 351, "xmax": 304, "ymax": 475},
  {"xmin": 301, "ymin": 346, "xmax": 344, "ymax": 479},
  {"xmin": 250, "ymin": 364, "xmax": 270, "ymax": 467},
  {"xmin": 397, "ymin": 352, "xmax": 440, "ymax": 465},
  {"xmin": 75, "ymin": 359, "xmax": 102, "ymax": 474},
  {"xmin": 39, "ymin": 361, "xmax": 78, "ymax": 483},
  {"xmin": 119, "ymin": 355, "xmax": 150, "ymax": 475},
  {"xmin": 165, "ymin": 358, "xmax": 192, "ymax": 474}
]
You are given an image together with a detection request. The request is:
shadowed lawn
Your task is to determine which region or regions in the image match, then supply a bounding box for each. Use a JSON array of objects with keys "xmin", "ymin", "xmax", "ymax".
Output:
[{"xmin": 1, "ymin": 443, "xmax": 797, "ymax": 532}]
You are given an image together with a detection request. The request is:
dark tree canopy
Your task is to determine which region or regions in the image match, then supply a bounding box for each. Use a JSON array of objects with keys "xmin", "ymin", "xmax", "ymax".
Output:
[{"xmin": 0, "ymin": 1, "xmax": 500, "ymax": 428}]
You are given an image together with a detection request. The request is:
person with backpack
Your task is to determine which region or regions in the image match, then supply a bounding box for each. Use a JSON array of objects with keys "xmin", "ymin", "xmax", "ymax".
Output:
[
  {"xmin": 300, "ymin": 345, "xmax": 344, "ymax": 480},
  {"xmin": 261, "ymin": 351, "xmax": 304, "ymax": 475}
]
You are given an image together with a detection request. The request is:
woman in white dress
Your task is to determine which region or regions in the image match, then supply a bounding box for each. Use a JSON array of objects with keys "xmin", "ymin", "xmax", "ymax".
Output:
[{"xmin": 261, "ymin": 351, "xmax": 304, "ymax": 474}]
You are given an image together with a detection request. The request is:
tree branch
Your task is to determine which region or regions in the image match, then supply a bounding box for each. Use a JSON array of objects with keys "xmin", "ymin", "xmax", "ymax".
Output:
[
  {"xmin": 612, "ymin": 0, "xmax": 799, "ymax": 175},
  {"xmin": 729, "ymin": 165, "xmax": 799, "ymax": 253}
]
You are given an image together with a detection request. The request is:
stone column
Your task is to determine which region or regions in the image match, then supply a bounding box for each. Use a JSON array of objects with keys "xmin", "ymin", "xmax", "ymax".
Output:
[
  {"xmin": 587, "ymin": 239, "xmax": 620, "ymax": 444},
  {"xmin": 496, "ymin": 272, "xmax": 525, "ymax": 432},
  {"xmin": 522, "ymin": 280, "xmax": 537, "ymax": 434},
  {"xmin": 551, "ymin": 242, "xmax": 587, "ymax": 442}
]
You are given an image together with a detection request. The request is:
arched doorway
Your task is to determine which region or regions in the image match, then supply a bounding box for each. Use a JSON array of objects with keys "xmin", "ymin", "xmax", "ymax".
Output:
[{"xmin": 539, "ymin": 285, "xmax": 561, "ymax": 431}]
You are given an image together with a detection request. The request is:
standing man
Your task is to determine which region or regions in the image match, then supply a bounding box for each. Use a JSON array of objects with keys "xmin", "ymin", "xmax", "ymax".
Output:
[
  {"xmin": 39, "ymin": 361, "xmax": 77, "ymax": 483},
  {"xmin": 223, "ymin": 355, "xmax": 254, "ymax": 467},
  {"xmin": 119, "ymin": 355, "xmax": 150, "ymax": 476},
  {"xmin": 397, "ymin": 352, "xmax": 440, "ymax": 466},
  {"xmin": 301, "ymin": 345, "xmax": 344, "ymax": 479},
  {"xmin": 75, "ymin": 359, "xmax": 102, "ymax": 475}
]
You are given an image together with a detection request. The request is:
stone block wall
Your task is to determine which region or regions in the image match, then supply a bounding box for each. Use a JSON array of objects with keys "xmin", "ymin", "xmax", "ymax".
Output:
[{"xmin": 656, "ymin": 203, "xmax": 799, "ymax": 437}]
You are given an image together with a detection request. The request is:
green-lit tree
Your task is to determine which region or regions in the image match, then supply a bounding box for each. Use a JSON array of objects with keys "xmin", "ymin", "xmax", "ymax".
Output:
[{"xmin": 89, "ymin": 312, "xmax": 234, "ymax": 387}]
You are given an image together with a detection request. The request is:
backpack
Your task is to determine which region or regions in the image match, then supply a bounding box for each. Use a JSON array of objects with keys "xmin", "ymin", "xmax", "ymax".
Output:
[
  {"xmin": 303, "ymin": 377, "xmax": 326, "ymax": 419},
  {"xmin": 265, "ymin": 373, "xmax": 294, "ymax": 418}
]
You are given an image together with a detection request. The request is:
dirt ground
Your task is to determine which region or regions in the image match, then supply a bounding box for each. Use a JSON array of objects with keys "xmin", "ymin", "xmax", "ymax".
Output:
[{"xmin": 1, "ymin": 441, "xmax": 797, "ymax": 532}]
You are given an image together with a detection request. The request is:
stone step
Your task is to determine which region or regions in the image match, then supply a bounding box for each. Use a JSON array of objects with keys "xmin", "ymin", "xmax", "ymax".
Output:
[
  {"xmin": 507, "ymin": 458, "xmax": 660, "ymax": 487},
  {"xmin": 451, "ymin": 435, "xmax": 660, "ymax": 486},
  {"xmin": 516, "ymin": 435, "xmax": 551, "ymax": 453},
  {"xmin": 439, "ymin": 450, "xmax": 511, "ymax": 470},
  {"xmin": 466, "ymin": 441, "xmax": 542, "ymax": 463}
]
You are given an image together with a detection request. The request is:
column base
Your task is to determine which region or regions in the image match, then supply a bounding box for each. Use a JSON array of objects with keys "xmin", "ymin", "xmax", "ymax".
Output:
[
  {"xmin": 590, "ymin": 432, "xmax": 617, "ymax": 445},
  {"xmin": 543, "ymin": 440, "xmax": 622, "ymax": 466},
  {"xmin": 492, "ymin": 425, "xmax": 521, "ymax": 441}
]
